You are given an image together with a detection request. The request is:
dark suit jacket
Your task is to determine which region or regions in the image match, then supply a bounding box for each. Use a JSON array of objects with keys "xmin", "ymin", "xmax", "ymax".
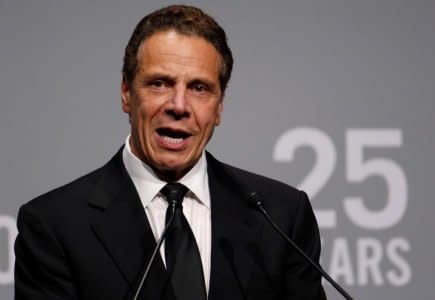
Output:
[{"xmin": 15, "ymin": 148, "xmax": 326, "ymax": 300}]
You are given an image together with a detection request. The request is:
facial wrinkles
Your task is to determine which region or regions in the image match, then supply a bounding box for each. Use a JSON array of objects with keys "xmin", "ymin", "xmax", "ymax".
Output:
[
  {"xmin": 146, "ymin": 59, "xmax": 217, "ymax": 94},
  {"xmin": 139, "ymin": 32, "xmax": 221, "ymax": 90}
]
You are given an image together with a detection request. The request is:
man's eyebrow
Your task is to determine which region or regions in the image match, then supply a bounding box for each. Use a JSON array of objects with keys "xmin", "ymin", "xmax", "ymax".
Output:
[
  {"xmin": 141, "ymin": 73, "xmax": 175, "ymax": 83},
  {"xmin": 192, "ymin": 73, "xmax": 220, "ymax": 85},
  {"xmin": 142, "ymin": 72, "xmax": 218, "ymax": 87}
]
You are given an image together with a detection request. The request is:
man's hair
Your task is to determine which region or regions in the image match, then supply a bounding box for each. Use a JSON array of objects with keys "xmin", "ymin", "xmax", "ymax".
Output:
[{"xmin": 122, "ymin": 5, "xmax": 233, "ymax": 92}]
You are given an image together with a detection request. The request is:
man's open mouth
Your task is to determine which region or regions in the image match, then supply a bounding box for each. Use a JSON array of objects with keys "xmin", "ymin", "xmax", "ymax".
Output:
[{"xmin": 156, "ymin": 128, "xmax": 192, "ymax": 145}]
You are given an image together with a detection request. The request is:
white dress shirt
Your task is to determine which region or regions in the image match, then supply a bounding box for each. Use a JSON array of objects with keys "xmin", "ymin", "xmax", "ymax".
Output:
[{"xmin": 122, "ymin": 135, "xmax": 211, "ymax": 294}]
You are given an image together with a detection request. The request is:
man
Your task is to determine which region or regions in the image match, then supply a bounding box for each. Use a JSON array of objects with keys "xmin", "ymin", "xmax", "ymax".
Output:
[{"xmin": 15, "ymin": 5, "xmax": 326, "ymax": 300}]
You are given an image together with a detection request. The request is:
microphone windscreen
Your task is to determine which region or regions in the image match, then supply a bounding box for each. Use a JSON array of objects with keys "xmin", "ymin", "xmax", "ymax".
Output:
[{"xmin": 247, "ymin": 192, "xmax": 264, "ymax": 209}]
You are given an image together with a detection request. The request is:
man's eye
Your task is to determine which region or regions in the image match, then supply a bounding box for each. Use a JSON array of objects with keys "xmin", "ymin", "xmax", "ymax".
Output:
[
  {"xmin": 151, "ymin": 80, "xmax": 166, "ymax": 88},
  {"xmin": 192, "ymin": 83, "xmax": 207, "ymax": 92}
]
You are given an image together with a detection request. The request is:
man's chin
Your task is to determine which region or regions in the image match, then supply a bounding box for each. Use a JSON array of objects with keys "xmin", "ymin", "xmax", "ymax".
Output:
[{"xmin": 151, "ymin": 158, "xmax": 194, "ymax": 181}]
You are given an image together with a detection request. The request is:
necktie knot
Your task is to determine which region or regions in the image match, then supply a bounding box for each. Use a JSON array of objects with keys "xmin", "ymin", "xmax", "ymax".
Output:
[{"xmin": 161, "ymin": 183, "xmax": 188, "ymax": 207}]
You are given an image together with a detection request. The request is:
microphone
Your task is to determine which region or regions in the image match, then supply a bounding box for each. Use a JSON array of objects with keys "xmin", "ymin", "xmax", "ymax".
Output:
[
  {"xmin": 248, "ymin": 192, "xmax": 354, "ymax": 300},
  {"xmin": 131, "ymin": 199, "xmax": 178, "ymax": 300}
]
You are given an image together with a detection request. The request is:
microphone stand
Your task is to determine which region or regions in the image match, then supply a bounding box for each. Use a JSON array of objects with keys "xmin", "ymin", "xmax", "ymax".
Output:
[
  {"xmin": 249, "ymin": 192, "xmax": 354, "ymax": 300},
  {"xmin": 132, "ymin": 202, "xmax": 177, "ymax": 300}
]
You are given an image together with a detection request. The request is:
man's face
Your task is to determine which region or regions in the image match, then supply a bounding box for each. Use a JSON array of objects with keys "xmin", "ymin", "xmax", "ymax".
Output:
[{"xmin": 121, "ymin": 30, "xmax": 223, "ymax": 181}]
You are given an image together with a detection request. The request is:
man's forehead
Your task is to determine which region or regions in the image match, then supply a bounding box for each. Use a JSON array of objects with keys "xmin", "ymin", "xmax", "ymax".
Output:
[
  {"xmin": 135, "ymin": 30, "xmax": 222, "ymax": 75},
  {"xmin": 138, "ymin": 29, "xmax": 214, "ymax": 54}
]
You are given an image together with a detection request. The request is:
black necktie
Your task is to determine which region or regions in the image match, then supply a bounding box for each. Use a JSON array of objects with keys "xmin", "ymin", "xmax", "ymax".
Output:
[{"xmin": 161, "ymin": 183, "xmax": 207, "ymax": 300}]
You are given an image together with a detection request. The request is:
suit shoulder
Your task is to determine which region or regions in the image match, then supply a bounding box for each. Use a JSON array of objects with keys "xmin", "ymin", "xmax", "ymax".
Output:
[
  {"xmin": 23, "ymin": 147, "xmax": 126, "ymax": 212},
  {"xmin": 207, "ymin": 152, "xmax": 302, "ymax": 198},
  {"xmin": 23, "ymin": 165, "xmax": 105, "ymax": 214}
]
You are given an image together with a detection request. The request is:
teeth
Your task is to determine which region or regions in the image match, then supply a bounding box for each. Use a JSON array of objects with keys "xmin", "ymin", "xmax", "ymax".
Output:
[{"xmin": 162, "ymin": 135, "xmax": 184, "ymax": 144}]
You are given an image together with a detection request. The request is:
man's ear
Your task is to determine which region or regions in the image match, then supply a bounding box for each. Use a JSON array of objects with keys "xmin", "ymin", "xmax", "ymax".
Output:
[
  {"xmin": 121, "ymin": 79, "xmax": 131, "ymax": 114},
  {"xmin": 215, "ymin": 99, "xmax": 224, "ymax": 126}
]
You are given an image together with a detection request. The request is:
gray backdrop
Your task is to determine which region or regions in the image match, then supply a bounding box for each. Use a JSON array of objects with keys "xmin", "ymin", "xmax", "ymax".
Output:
[{"xmin": 1, "ymin": 0, "xmax": 434, "ymax": 299}]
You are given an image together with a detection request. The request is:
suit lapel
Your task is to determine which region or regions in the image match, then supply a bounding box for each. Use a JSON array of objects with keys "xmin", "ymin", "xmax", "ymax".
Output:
[
  {"xmin": 206, "ymin": 153, "xmax": 265, "ymax": 300},
  {"xmin": 88, "ymin": 149, "xmax": 172, "ymax": 299}
]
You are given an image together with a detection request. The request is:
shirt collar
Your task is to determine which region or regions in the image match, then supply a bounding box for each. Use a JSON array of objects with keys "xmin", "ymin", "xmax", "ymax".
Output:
[{"xmin": 122, "ymin": 135, "xmax": 210, "ymax": 208}]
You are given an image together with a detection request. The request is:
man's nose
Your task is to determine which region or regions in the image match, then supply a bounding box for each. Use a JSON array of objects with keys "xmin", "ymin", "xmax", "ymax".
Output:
[{"xmin": 166, "ymin": 86, "xmax": 190, "ymax": 119}]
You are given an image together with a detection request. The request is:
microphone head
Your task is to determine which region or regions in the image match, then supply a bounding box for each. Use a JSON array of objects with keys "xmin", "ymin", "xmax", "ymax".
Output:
[{"xmin": 247, "ymin": 192, "xmax": 264, "ymax": 209}]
